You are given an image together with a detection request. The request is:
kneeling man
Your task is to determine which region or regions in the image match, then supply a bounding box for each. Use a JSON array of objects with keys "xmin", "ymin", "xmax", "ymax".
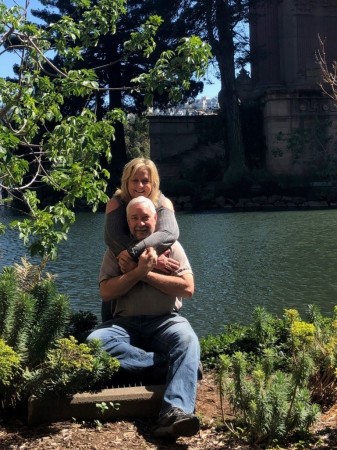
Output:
[{"xmin": 87, "ymin": 196, "xmax": 200, "ymax": 439}]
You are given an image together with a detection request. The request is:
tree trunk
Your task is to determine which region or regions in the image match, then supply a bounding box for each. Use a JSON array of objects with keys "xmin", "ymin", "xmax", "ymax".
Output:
[
  {"xmin": 214, "ymin": 0, "xmax": 250, "ymax": 183},
  {"xmin": 106, "ymin": 42, "xmax": 127, "ymax": 194}
]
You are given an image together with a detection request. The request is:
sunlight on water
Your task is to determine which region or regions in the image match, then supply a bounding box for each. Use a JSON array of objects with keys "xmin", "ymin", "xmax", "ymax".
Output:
[{"xmin": 2, "ymin": 207, "xmax": 337, "ymax": 337}]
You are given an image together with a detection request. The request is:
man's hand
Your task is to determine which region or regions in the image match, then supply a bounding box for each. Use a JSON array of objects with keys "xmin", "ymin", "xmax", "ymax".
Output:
[
  {"xmin": 155, "ymin": 249, "xmax": 180, "ymax": 274},
  {"xmin": 138, "ymin": 247, "xmax": 158, "ymax": 276},
  {"xmin": 117, "ymin": 249, "xmax": 137, "ymax": 274},
  {"xmin": 100, "ymin": 247, "xmax": 158, "ymax": 301}
]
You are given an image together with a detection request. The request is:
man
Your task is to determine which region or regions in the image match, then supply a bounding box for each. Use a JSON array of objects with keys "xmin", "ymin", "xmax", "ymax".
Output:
[{"xmin": 87, "ymin": 196, "xmax": 200, "ymax": 439}]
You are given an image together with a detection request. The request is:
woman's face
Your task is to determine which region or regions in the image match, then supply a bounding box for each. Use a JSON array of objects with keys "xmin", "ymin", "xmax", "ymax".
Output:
[{"xmin": 127, "ymin": 167, "xmax": 152, "ymax": 199}]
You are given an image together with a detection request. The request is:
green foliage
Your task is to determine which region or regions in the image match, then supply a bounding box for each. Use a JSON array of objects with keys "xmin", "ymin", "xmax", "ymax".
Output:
[
  {"xmin": 4, "ymin": 292, "xmax": 35, "ymax": 353},
  {"xmin": 124, "ymin": 115, "xmax": 150, "ymax": 159},
  {"xmin": 23, "ymin": 336, "xmax": 120, "ymax": 397},
  {"xmin": 26, "ymin": 290, "xmax": 70, "ymax": 367},
  {"xmin": 66, "ymin": 310, "xmax": 98, "ymax": 343},
  {"xmin": 0, "ymin": 267, "xmax": 18, "ymax": 336},
  {"xmin": 0, "ymin": 261, "xmax": 120, "ymax": 409},
  {"xmin": 0, "ymin": 339, "xmax": 21, "ymax": 387},
  {"xmin": 0, "ymin": 1, "xmax": 211, "ymax": 262},
  {"xmin": 0, "ymin": 261, "xmax": 70, "ymax": 367},
  {"xmin": 96, "ymin": 400, "xmax": 120, "ymax": 415},
  {"xmin": 200, "ymin": 323, "xmax": 249, "ymax": 370},
  {"xmin": 132, "ymin": 36, "xmax": 212, "ymax": 104},
  {"xmin": 220, "ymin": 353, "xmax": 320, "ymax": 445},
  {"xmin": 205, "ymin": 305, "xmax": 337, "ymax": 446},
  {"xmin": 0, "ymin": 339, "xmax": 22, "ymax": 407}
]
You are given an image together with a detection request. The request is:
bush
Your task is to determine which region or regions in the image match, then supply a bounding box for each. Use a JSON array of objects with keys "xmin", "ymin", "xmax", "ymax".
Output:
[
  {"xmin": 0, "ymin": 339, "xmax": 22, "ymax": 408},
  {"xmin": 23, "ymin": 336, "xmax": 120, "ymax": 397},
  {"xmin": 204, "ymin": 305, "xmax": 337, "ymax": 446},
  {"xmin": 0, "ymin": 260, "xmax": 119, "ymax": 410},
  {"xmin": 66, "ymin": 310, "xmax": 98, "ymax": 343}
]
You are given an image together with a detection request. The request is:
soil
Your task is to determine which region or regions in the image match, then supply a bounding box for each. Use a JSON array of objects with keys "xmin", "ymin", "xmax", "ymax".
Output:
[{"xmin": 1, "ymin": 373, "xmax": 337, "ymax": 450}]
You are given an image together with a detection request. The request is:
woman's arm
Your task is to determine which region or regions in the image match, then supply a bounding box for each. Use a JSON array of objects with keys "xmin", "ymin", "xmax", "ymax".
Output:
[
  {"xmin": 104, "ymin": 198, "xmax": 133, "ymax": 255},
  {"xmin": 104, "ymin": 195, "xmax": 179, "ymax": 260},
  {"xmin": 127, "ymin": 197, "xmax": 179, "ymax": 260}
]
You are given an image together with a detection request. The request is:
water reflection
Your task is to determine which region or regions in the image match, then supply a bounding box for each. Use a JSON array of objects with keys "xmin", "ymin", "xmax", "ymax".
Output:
[{"xmin": 1, "ymin": 207, "xmax": 337, "ymax": 337}]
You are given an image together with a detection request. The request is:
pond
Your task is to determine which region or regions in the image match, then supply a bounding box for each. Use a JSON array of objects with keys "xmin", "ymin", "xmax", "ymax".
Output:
[{"xmin": 1, "ymin": 207, "xmax": 337, "ymax": 337}]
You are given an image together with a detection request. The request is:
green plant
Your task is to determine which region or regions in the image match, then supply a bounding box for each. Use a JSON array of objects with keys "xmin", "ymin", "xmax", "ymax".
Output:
[
  {"xmin": 66, "ymin": 310, "xmax": 98, "ymax": 343},
  {"xmin": 96, "ymin": 400, "xmax": 120, "ymax": 415},
  {"xmin": 23, "ymin": 336, "xmax": 120, "ymax": 397},
  {"xmin": 208, "ymin": 305, "xmax": 337, "ymax": 446},
  {"xmin": 0, "ymin": 262, "xmax": 70, "ymax": 367},
  {"xmin": 0, "ymin": 260, "xmax": 120, "ymax": 410},
  {"xmin": 218, "ymin": 350, "xmax": 320, "ymax": 446},
  {"xmin": 0, "ymin": 339, "xmax": 22, "ymax": 407}
]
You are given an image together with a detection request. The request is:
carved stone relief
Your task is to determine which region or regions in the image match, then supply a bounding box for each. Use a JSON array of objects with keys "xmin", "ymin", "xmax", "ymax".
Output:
[{"xmin": 292, "ymin": 0, "xmax": 337, "ymax": 14}]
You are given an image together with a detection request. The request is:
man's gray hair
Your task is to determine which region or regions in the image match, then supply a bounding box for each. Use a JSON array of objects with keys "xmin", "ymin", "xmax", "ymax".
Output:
[{"xmin": 126, "ymin": 196, "xmax": 156, "ymax": 217}]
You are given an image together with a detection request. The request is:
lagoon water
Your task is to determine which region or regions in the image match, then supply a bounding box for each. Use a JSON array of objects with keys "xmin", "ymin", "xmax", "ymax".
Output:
[{"xmin": 1, "ymin": 207, "xmax": 337, "ymax": 337}]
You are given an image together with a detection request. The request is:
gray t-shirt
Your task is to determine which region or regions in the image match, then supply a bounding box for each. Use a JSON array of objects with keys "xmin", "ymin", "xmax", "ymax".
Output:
[{"xmin": 99, "ymin": 241, "xmax": 192, "ymax": 317}]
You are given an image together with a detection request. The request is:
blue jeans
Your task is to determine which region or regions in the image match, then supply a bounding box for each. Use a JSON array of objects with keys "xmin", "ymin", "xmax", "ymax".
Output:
[{"xmin": 87, "ymin": 313, "xmax": 200, "ymax": 415}]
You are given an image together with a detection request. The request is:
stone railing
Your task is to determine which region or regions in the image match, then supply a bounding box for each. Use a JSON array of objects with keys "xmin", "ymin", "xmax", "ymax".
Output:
[{"xmin": 172, "ymin": 194, "xmax": 337, "ymax": 212}]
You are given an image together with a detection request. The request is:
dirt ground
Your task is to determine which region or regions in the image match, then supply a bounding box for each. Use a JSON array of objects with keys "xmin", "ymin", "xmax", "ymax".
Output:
[{"xmin": 1, "ymin": 373, "xmax": 337, "ymax": 449}]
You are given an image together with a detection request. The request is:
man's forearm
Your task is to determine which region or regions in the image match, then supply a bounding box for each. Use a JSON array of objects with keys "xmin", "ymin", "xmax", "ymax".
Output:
[
  {"xmin": 100, "ymin": 268, "xmax": 143, "ymax": 301},
  {"xmin": 143, "ymin": 272, "xmax": 194, "ymax": 298}
]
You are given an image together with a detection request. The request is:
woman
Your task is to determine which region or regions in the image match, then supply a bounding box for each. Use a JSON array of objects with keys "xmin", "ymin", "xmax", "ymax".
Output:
[{"xmin": 102, "ymin": 157, "xmax": 180, "ymax": 320}]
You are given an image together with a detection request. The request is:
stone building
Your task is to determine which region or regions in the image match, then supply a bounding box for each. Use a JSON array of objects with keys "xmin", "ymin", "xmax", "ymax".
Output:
[
  {"xmin": 148, "ymin": 115, "xmax": 223, "ymax": 181},
  {"xmin": 250, "ymin": 0, "xmax": 337, "ymax": 177},
  {"xmin": 149, "ymin": 0, "xmax": 337, "ymax": 181}
]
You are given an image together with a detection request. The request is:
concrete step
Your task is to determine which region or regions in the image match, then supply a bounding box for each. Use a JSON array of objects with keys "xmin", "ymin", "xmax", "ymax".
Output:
[{"xmin": 28, "ymin": 384, "xmax": 165, "ymax": 425}]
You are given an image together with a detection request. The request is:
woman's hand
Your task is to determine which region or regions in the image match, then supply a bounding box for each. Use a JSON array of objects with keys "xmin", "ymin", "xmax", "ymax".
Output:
[
  {"xmin": 138, "ymin": 247, "xmax": 158, "ymax": 276},
  {"xmin": 117, "ymin": 249, "xmax": 137, "ymax": 273},
  {"xmin": 155, "ymin": 249, "xmax": 180, "ymax": 274}
]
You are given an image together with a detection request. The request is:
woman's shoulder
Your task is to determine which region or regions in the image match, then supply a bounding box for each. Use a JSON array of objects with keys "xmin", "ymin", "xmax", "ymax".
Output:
[
  {"xmin": 158, "ymin": 192, "xmax": 174, "ymax": 211},
  {"xmin": 105, "ymin": 196, "xmax": 123, "ymax": 214}
]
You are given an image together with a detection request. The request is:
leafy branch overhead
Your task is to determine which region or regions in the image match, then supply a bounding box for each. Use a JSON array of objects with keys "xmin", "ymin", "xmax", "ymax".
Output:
[{"xmin": 0, "ymin": 0, "xmax": 211, "ymax": 260}]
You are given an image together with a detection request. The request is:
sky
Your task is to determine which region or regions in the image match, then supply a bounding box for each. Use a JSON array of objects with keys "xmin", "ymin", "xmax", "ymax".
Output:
[{"xmin": 1, "ymin": 0, "xmax": 221, "ymax": 99}]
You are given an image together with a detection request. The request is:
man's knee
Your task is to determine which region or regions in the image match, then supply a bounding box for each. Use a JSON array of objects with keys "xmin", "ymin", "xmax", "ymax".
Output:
[
  {"xmin": 174, "ymin": 328, "xmax": 199, "ymax": 354},
  {"xmin": 86, "ymin": 328, "xmax": 108, "ymax": 344}
]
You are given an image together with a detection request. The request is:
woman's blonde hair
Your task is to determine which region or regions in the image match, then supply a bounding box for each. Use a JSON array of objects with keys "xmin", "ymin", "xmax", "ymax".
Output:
[{"xmin": 114, "ymin": 158, "xmax": 161, "ymax": 205}]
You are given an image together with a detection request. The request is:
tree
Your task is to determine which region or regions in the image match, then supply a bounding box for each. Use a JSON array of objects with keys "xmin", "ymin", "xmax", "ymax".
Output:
[
  {"xmin": 177, "ymin": 0, "xmax": 264, "ymax": 184},
  {"xmin": 0, "ymin": 0, "xmax": 211, "ymax": 264},
  {"xmin": 31, "ymin": 0, "xmax": 207, "ymax": 190}
]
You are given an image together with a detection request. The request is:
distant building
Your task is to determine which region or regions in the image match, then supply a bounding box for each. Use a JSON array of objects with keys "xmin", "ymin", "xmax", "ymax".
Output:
[
  {"xmin": 249, "ymin": 0, "xmax": 337, "ymax": 178},
  {"xmin": 147, "ymin": 96, "xmax": 219, "ymax": 117}
]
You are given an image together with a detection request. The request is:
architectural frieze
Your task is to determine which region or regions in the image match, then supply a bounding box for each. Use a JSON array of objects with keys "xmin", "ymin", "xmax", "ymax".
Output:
[
  {"xmin": 292, "ymin": 0, "xmax": 337, "ymax": 14},
  {"xmin": 298, "ymin": 98, "xmax": 337, "ymax": 114}
]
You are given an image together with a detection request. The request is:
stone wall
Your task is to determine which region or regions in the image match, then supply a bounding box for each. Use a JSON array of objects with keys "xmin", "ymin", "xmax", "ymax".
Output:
[
  {"xmin": 148, "ymin": 115, "xmax": 223, "ymax": 180},
  {"xmin": 263, "ymin": 92, "xmax": 337, "ymax": 176},
  {"xmin": 250, "ymin": 0, "xmax": 337, "ymax": 177},
  {"xmin": 172, "ymin": 193, "xmax": 337, "ymax": 212},
  {"xmin": 148, "ymin": 1, "xmax": 337, "ymax": 180}
]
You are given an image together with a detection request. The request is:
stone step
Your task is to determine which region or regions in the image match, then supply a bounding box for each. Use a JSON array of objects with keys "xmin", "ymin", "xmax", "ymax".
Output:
[{"xmin": 28, "ymin": 384, "xmax": 165, "ymax": 425}]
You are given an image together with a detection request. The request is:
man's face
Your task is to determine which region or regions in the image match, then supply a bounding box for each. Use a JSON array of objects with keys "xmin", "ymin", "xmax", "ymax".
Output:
[{"xmin": 127, "ymin": 203, "xmax": 157, "ymax": 240}]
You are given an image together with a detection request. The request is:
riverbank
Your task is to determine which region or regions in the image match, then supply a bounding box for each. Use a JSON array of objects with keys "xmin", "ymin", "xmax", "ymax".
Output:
[{"xmin": 172, "ymin": 193, "xmax": 337, "ymax": 212}]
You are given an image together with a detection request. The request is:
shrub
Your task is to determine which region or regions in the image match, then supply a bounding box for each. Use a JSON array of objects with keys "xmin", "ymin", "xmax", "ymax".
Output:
[
  {"xmin": 0, "ymin": 260, "xmax": 119, "ymax": 410},
  {"xmin": 0, "ymin": 262, "xmax": 70, "ymax": 367},
  {"xmin": 207, "ymin": 305, "xmax": 337, "ymax": 446},
  {"xmin": 23, "ymin": 337, "xmax": 120, "ymax": 397},
  {"xmin": 219, "ymin": 351, "xmax": 319, "ymax": 445},
  {"xmin": 66, "ymin": 310, "xmax": 98, "ymax": 342},
  {"xmin": 0, "ymin": 339, "xmax": 22, "ymax": 407}
]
